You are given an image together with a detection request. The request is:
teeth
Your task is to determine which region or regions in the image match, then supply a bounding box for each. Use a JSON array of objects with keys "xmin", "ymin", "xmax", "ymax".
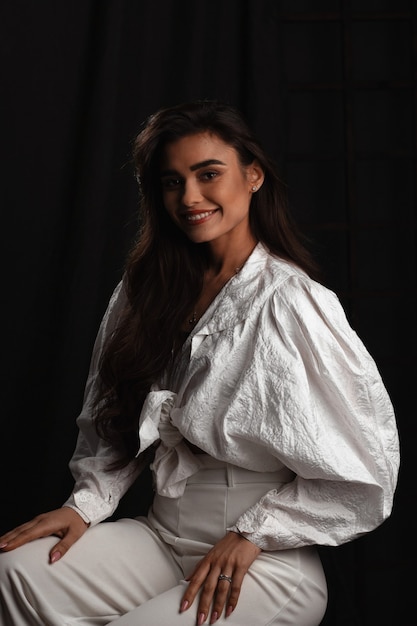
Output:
[{"xmin": 185, "ymin": 211, "xmax": 214, "ymax": 222}]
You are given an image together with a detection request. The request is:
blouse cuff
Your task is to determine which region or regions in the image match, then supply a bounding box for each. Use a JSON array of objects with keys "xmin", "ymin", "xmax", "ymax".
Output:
[
  {"xmin": 62, "ymin": 503, "xmax": 91, "ymax": 526},
  {"xmin": 63, "ymin": 489, "xmax": 116, "ymax": 526}
]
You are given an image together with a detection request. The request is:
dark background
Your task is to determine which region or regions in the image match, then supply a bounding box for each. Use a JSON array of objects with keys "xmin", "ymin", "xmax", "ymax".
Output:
[{"xmin": 1, "ymin": 1, "xmax": 415, "ymax": 624}]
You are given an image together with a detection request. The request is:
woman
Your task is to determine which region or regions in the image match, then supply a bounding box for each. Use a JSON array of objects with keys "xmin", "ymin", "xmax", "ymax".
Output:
[{"xmin": 0, "ymin": 100, "xmax": 399, "ymax": 626}]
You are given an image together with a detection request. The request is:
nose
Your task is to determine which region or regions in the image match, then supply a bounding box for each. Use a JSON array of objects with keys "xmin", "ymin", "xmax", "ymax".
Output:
[{"xmin": 181, "ymin": 179, "xmax": 203, "ymax": 207}]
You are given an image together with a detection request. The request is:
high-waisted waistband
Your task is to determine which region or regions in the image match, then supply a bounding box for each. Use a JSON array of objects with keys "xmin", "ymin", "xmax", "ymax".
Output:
[{"xmin": 186, "ymin": 454, "xmax": 295, "ymax": 487}]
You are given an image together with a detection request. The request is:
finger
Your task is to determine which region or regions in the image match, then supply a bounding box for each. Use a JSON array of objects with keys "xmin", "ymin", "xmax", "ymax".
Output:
[
  {"xmin": 1, "ymin": 509, "xmax": 88, "ymax": 557},
  {"xmin": 223, "ymin": 569, "xmax": 245, "ymax": 618},
  {"xmin": 210, "ymin": 568, "xmax": 246, "ymax": 623},
  {"xmin": 195, "ymin": 577, "xmax": 218, "ymax": 626},
  {"xmin": 48, "ymin": 537, "xmax": 74, "ymax": 564},
  {"xmin": 209, "ymin": 576, "xmax": 233, "ymax": 624},
  {"xmin": 0, "ymin": 518, "xmax": 51, "ymax": 550},
  {"xmin": 1, "ymin": 517, "xmax": 44, "ymax": 539},
  {"xmin": 179, "ymin": 561, "xmax": 211, "ymax": 613},
  {"xmin": 48, "ymin": 520, "xmax": 89, "ymax": 563},
  {"xmin": 195, "ymin": 566, "xmax": 229, "ymax": 625}
]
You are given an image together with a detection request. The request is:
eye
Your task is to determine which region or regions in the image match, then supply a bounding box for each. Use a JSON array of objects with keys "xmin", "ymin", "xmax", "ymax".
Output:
[
  {"xmin": 161, "ymin": 177, "xmax": 182, "ymax": 190},
  {"xmin": 199, "ymin": 170, "xmax": 219, "ymax": 182}
]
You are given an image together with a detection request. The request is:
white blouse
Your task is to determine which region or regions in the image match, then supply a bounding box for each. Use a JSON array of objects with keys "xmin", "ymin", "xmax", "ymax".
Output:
[{"xmin": 64, "ymin": 243, "xmax": 400, "ymax": 551}]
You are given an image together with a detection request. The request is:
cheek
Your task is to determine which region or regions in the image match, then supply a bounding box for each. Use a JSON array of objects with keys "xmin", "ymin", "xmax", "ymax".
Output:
[
  {"xmin": 232, "ymin": 174, "xmax": 251, "ymax": 196},
  {"xmin": 229, "ymin": 180, "xmax": 251, "ymax": 206},
  {"xmin": 219, "ymin": 181, "xmax": 245, "ymax": 205}
]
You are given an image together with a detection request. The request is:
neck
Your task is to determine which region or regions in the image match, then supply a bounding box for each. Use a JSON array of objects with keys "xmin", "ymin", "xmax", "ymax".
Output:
[
  {"xmin": 205, "ymin": 235, "xmax": 258, "ymax": 278},
  {"xmin": 185, "ymin": 236, "xmax": 258, "ymax": 330}
]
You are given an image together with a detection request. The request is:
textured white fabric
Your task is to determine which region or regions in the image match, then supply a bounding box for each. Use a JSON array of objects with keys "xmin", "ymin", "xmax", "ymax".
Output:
[
  {"xmin": 64, "ymin": 243, "xmax": 400, "ymax": 550},
  {"xmin": 135, "ymin": 388, "xmax": 202, "ymax": 497}
]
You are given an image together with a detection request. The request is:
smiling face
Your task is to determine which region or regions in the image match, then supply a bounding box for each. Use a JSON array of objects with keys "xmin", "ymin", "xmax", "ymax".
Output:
[{"xmin": 160, "ymin": 132, "xmax": 264, "ymax": 251}]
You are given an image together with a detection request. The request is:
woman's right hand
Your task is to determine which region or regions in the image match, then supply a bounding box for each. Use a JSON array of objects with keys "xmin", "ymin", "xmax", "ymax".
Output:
[{"xmin": 0, "ymin": 507, "xmax": 89, "ymax": 563}]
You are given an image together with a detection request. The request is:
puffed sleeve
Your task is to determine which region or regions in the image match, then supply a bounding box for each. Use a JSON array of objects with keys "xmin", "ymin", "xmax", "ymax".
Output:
[
  {"xmin": 63, "ymin": 280, "xmax": 146, "ymax": 525},
  {"xmin": 229, "ymin": 275, "xmax": 400, "ymax": 550}
]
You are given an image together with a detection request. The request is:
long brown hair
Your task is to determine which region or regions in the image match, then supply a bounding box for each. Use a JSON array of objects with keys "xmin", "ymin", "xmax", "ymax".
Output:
[{"xmin": 94, "ymin": 100, "xmax": 319, "ymax": 466}]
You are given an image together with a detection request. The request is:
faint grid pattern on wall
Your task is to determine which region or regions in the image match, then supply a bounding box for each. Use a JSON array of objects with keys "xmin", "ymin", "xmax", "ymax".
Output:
[{"xmin": 277, "ymin": 0, "xmax": 417, "ymax": 399}]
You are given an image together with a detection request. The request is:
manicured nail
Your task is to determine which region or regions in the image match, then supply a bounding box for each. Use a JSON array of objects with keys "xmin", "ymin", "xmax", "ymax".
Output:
[
  {"xmin": 0, "ymin": 542, "xmax": 8, "ymax": 549},
  {"xmin": 50, "ymin": 551, "xmax": 61, "ymax": 564},
  {"xmin": 226, "ymin": 605, "xmax": 234, "ymax": 618},
  {"xmin": 180, "ymin": 600, "xmax": 189, "ymax": 612},
  {"xmin": 210, "ymin": 611, "xmax": 218, "ymax": 624},
  {"xmin": 197, "ymin": 612, "xmax": 206, "ymax": 625}
]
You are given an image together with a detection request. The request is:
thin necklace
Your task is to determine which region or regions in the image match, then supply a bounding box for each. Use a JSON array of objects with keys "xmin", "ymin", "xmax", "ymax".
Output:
[{"xmin": 188, "ymin": 265, "xmax": 242, "ymax": 326}]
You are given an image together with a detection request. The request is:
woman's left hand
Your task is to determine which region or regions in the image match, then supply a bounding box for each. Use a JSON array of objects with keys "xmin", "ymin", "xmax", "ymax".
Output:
[{"xmin": 179, "ymin": 530, "xmax": 261, "ymax": 625}]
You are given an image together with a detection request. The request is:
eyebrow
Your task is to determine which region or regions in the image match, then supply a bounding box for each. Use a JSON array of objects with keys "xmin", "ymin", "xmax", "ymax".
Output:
[{"xmin": 160, "ymin": 159, "xmax": 227, "ymax": 177}]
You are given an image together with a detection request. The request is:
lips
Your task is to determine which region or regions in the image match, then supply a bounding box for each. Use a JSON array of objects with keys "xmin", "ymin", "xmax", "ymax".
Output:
[{"xmin": 183, "ymin": 209, "xmax": 218, "ymax": 224}]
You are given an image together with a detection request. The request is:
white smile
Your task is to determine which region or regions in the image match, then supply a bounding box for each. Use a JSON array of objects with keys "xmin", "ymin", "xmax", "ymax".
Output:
[{"xmin": 185, "ymin": 210, "xmax": 216, "ymax": 222}]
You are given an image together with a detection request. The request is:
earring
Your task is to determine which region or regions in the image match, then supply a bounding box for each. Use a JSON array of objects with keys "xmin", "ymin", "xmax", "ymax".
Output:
[{"xmin": 252, "ymin": 185, "xmax": 258, "ymax": 192}]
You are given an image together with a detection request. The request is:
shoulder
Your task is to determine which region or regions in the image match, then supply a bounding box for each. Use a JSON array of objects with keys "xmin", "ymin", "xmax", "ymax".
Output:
[
  {"xmin": 258, "ymin": 246, "xmax": 339, "ymax": 310},
  {"xmin": 257, "ymin": 246, "xmax": 352, "ymax": 334}
]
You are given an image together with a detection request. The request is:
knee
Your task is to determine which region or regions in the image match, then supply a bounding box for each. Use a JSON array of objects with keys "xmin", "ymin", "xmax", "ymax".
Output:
[
  {"xmin": 0, "ymin": 549, "xmax": 19, "ymax": 580},
  {"xmin": 0, "ymin": 539, "xmax": 53, "ymax": 582}
]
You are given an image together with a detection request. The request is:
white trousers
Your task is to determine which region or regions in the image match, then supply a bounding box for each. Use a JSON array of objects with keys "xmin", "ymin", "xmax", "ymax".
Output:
[{"xmin": 0, "ymin": 457, "xmax": 328, "ymax": 626}]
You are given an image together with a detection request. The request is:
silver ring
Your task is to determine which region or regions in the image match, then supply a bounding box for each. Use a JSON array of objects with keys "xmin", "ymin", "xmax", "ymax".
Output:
[{"xmin": 218, "ymin": 574, "xmax": 232, "ymax": 584}]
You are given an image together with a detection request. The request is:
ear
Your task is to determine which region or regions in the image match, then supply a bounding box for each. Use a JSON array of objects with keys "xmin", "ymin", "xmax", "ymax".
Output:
[{"xmin": 246, "ymin": 160, "xmax": 265, "ymax": 192}]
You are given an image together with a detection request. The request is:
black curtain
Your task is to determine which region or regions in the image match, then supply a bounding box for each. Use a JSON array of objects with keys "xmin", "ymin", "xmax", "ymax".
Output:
[{"xmin": 1, "ymin": 1, "xmax": 415, "ymax": 625}]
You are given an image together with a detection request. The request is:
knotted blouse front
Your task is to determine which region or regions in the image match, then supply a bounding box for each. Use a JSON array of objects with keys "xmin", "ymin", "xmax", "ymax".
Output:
[{"xmin": 64, "ymin": 243, "xmax": 400, "ymax": 550}]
